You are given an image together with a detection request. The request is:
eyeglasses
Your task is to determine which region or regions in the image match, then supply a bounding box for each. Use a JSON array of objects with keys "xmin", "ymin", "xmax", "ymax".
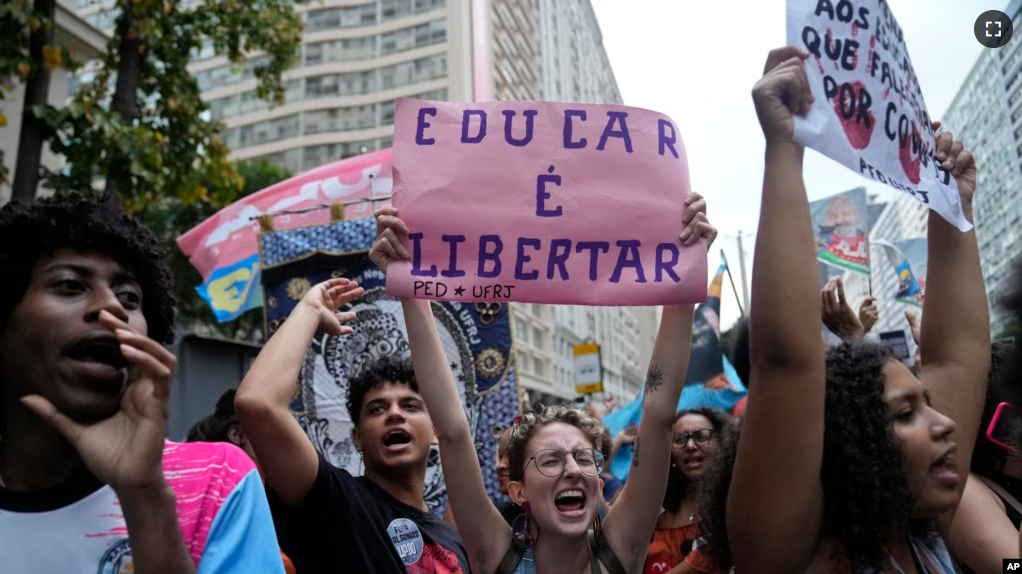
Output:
[
  {"xmin": 527, "ymin": 449, "xmax": 605, "ymax": 477},
  {"xmin": 673, "ymin": 429, "xmax": 714, "ymax": 447}
]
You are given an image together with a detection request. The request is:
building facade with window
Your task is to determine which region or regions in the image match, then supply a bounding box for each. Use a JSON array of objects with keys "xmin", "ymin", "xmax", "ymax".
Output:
[
  {"xmin": 866, "ymin": 192, "xmax": 929, "ymax": 354},
  {"xmin": 72, "ymin": 0, "xmax": 618, "ymax": 175},
  {"xmin": 73, "ymin": 0, "xmax": 513, "ymax": 174},
  {"xmin": 515, "ymin": 303, "xmax": 654, "ymax": 409},
  {"xmin": 74, "ymin": 0, "xmax": 633, "ymax": 404},
  {"xmin": 537, "ymin": 0, "xmax": 620, "ymax": 105},
  {"xmin": 940, "ymin": 0, "xmax": 1022, "ymax": 336}
]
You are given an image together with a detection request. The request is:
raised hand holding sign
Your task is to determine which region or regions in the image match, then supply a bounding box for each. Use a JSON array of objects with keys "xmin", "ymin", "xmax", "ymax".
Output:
[{"xmin": 786, "ymin": 0, "xmax": 972, "ymax": 231}]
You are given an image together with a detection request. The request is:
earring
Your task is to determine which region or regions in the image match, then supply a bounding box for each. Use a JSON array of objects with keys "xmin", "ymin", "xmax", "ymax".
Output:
[
  {"xmin": 512, "ymin": 501, "xmax": 538, "ymax": 548},
  {"xmin": 592, "ymin": 509, "xmax": 604, "ymax": 547}
]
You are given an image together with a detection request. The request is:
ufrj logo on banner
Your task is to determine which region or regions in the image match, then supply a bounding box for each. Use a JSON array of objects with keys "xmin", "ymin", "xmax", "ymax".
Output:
[
  {"xmin": 387, "ymin": 98, "xmax": 708, "ymax": 307},
  {"xmin": 259, "ymin": 218, "xmax": 519, "ymax": 512},
  {"xmin": 178, "ymin": 149, "xmax": 393, "ymax": 322},
  {"xmin": 602, "ymin": 261, "xmax": 747, "ymax": 481},
  {"xmin": 811, "ymin": 187, "xmax": 870, "ymax": 274},
  {"xmin": 786, "ymin": 0, "xmax": 972, "ymax": 232},
  {"xmin": 875, "ymin": 237, "xmax": 927, "ymax": 307}
]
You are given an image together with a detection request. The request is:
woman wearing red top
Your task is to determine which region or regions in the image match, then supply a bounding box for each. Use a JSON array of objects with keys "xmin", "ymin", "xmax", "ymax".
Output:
[{"xmin": 630, "ymin": 408, "xmax": 734, "ymax": 574}]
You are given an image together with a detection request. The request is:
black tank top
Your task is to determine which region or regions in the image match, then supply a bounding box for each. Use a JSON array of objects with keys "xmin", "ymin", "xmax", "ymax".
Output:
[
  {"xmin": 957, "ymin": 474, "xmax": 1022, "ymax": 574},
  {"xmin": 989, "ymin": 475, "xmax": 1022, "ymax": 528}
]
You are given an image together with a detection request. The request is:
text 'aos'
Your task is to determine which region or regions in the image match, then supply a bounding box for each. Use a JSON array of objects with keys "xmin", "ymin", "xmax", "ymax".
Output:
[
  {"xmin": 385, "ymin": 99, "xmax": 710, "ymax": 307},
  {"xmin": 787, "ymin": 0, "xmax": 972, "ymax": 232}
]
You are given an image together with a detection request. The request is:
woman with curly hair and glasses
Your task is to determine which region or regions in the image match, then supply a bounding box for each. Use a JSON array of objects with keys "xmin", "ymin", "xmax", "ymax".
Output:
[
  {"xmin": 728, "ymin": 46, "xmax": 990, "ymax": 574},
  {"xmin": 368, "ymin": 193, "xmax": 717, "ymax": 574},
  {"xmin": 642, "ymin": 407, "xmax": 735, "ymax": 574}
]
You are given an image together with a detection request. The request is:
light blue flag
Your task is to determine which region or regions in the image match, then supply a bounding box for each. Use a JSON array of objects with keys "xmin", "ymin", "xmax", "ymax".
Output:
[
  {"xmin": 195, "ymin": 253, "xmax": 263, "ymax": 323},
  {"xmin": 602, "ymin": 355, "xmax": 747, "ymax": 481}
]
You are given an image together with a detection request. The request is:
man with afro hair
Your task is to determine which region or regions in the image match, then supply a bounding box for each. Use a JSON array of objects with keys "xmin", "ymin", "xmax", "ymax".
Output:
[{"xmin": 0, "ymin": 192, "xmax": 285, "ymax": 573}]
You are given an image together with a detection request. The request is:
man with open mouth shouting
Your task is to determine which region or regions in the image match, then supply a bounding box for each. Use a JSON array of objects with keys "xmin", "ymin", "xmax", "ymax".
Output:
[
  {"xmin": 236, "ymin": 278, "xmax": 469, "ymax": 573},
  {"xmin": 0, "ymin": 192, "xmax": 284, "ymax": 574}
]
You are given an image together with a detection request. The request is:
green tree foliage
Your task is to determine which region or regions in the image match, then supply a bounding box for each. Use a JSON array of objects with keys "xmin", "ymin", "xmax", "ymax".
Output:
[
  {"xmin": 2, "ymin": 0, "xmax": 303, "ymax": 208},
  {"xmin": 0, "ymin": 0, "xmax": 69, "ymax": 188},
  {"xmin": 2, "ymin": 0, "xmax": 303, "ymax": 337},
  {"xmin": 140, "ymin": 159, "xmax": 292, "ymax": 340},
  {"xmin": 996, "ymin": 319, "xmax": 1021, "ymax": 342}
]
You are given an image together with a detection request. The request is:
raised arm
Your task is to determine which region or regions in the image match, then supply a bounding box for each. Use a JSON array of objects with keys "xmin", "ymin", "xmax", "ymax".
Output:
[
  {"xmin": 918, "ymin": 131, "xmax": 990, "ymax": 530},
  {"xmin": 726, "ymin": 46, "xmax": 826, "ymax": 574},
  {"xmin": 235, "ymin": 279, "xmax": 363, "ymax": 507},
  {"xmin": 603, "ymin": 193, "xmax": 717, "ymax": 572},
  {"xmin": 820, "ymin": 276, "xmax": 867, "ymax": 342},
  {"xmin": 369, "ymin": 206, "xmax": 510, "ymax": 574}
]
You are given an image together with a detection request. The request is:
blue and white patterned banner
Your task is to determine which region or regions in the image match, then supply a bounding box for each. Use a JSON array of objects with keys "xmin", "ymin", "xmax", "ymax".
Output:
[{"xmin": 259, "ymin": 220, "xmax": 519, "ymax": 513}]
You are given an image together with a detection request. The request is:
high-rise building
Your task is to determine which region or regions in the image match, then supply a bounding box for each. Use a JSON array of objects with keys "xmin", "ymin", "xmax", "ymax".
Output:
[
  {"xmin": 866, "ymin": 191, "xmax": 929, "ymax": 353},
  {"xmin": 538, "ymin": 0, "xmax": 620, "ymax": 105},
  {"xmin": 541, "ymin": 305, "xmax": 653, "ymax": 407},
  {"xmin": 73, "ymin": 0, "xmax": 636, "ymax": 399},
  {"xmin": 940, "ymin": 0, "xmax": 1022, "ymax": 336},
  {"xmin": 72, "ymin": 0, "xmax": 543, "ymax": 174}
]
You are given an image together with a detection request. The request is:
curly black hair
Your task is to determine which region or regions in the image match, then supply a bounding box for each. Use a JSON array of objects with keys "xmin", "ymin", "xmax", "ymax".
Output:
[
  {"xmin": 697, "ymin": 420, "xmax": 740, "ymax": 572},
  {"xmin": 186, "ymin": 389, "xmax": 239, "ymax": 443},
  {"xmin": 820, "ymin": 341, "xmax": 918, "ymax": 572},
  {"xmin": 506, "ymin": 405, "xmax": 604, "ymax": 482},
  {"xmin": 970, "ymin": 340, "xmax": 1018, "ymax": 478},
  {"xmin": 345, "ymin": 355, "xmax": 419, "ymax": 426},
  {"xmin": 729, "ymin": 317, "xmax": 751, "ymax": 387},
  {"xmin": 662, "ymin": 407, "xmax": 737, "ymax": 514},
  {"xmin": 0, "ymin": 192, "xmax": 176, "ymax": 343}
]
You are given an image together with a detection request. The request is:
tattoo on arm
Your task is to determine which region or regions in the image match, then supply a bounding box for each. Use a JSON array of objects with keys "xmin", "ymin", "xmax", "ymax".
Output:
[
  {"xmin": 631, "ymin": 437, "xmax": 640, "ymax": 468},
  {"xmin": 644, "ymin": 364, "xmax": 664, "ymax": 396}
]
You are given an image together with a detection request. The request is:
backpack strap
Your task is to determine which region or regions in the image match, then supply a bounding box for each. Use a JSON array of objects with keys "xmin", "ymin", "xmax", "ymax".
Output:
[
  {"xmin": 495, "ymin": 533, "xmax": 626, "ymax": 574},
  {"xmin": 588, "ymin": 531, "xmax": 627, "ymax": 574},
  {"xmin": 494, "ymin": 542, "xmax": 526, "ymax": 574},
  {"xmin": 978, "ymin": 474, "xmax": 1022, "ymax": 517}
]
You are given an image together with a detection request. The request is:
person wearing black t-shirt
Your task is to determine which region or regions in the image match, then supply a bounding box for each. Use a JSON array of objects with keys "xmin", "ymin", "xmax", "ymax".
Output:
[{"xmin": 236, "ymin": 278, "xmax": 470, "ymax": 574}]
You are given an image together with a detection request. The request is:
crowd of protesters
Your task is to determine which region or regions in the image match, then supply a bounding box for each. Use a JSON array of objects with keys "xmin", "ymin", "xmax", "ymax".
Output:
[{"xmin": 0, "ymin": 44, "xmax": 1021, "ymax": 574}]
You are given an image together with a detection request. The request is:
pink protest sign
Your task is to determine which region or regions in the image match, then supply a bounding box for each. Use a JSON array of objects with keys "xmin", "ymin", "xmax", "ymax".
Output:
[{"xmin": 387, "ymin": 99, "xmax": 708, "ymax": 306}]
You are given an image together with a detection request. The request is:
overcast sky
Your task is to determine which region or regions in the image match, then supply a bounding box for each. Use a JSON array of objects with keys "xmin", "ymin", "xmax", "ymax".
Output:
[{"xmin": 589, "ymin": 0, "xmax": 988, "ymax": 329}]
